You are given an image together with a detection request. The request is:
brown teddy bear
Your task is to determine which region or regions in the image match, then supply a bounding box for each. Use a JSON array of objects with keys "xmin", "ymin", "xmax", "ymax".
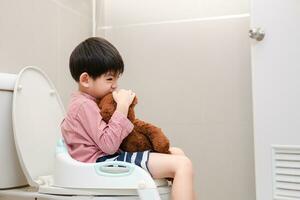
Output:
[{"xmin": 98, "ymin": 93, "xmax": 170, "ymax": 154}]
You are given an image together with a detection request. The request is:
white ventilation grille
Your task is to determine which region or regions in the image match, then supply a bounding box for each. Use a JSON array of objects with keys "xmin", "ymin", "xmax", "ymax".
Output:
[{"xmin": 272, "ymin": 146, "xmax": 300, "ymax": 200}]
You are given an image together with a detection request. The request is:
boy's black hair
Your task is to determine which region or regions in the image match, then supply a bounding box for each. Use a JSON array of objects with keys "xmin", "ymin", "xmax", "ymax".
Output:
[{"xmin": 69, "ymin": 37, "xmax": 124, "ymax": 82}]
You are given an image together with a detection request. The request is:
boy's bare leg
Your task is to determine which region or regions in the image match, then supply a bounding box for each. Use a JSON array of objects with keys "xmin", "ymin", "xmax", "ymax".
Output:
[
  {"xmin": 148, "ymin": 152, "xmax": 195, "ymax": 200},
  {"xmin": 168, "ymin": 147, "xmax": 197, "ymax": 199}
]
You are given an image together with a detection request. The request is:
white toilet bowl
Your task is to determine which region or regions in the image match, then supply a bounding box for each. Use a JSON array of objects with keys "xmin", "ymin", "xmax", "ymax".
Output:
[{"xmin": 0, "ymin": 66, "xmax": 171, "ymax": 200}]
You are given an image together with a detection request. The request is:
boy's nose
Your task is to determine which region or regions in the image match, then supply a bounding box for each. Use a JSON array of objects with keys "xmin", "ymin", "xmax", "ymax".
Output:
[{"xmin": 112, "ymin": 82, "xmax": 118, "ymax": 89}]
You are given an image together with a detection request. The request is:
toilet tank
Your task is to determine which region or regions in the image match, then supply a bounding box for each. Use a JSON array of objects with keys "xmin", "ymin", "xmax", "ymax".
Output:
[{"xmin": 0, "ymin": 73, "xmax": 27, "ymax": 189}]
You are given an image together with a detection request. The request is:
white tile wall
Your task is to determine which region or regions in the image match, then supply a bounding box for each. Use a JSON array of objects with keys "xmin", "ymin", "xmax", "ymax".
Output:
[
  {"xmin": 98, "ymin": 0, "xmax": 250, "ymax": 27},
  {"xmin": 0, "ymin": 0, "xmax": 92, "ymax": 107},
  {"xmin": 97, "ymin": 1, "xmax": 254, "ymax": 198}
]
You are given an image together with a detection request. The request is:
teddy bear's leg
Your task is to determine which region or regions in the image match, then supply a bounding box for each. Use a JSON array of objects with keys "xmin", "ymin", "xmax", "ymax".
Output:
[
  {"xmin": 120, "ymin": 130, "xmax": 153, "ymax": 152},
  {"xmin": 134, "ymin": 119, "xmax": 170, "ymax": 154}
]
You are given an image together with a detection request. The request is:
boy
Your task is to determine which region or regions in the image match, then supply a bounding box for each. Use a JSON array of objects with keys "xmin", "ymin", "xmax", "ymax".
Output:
[{"xmin": 61, "ymin": 37, "xmax": 196, "ymax": 200}]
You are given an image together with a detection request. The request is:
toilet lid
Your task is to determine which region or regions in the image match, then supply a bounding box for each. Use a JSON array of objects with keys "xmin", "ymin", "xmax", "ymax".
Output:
[{"xmin": 12, "ymin": 66, "xmax": 65, "ymax": 187}]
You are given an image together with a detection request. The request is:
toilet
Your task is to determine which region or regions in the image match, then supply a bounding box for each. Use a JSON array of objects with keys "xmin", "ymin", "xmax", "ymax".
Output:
[{"xmin": 0, "ymin": 66, "xmax": 171, "ymax": 200}]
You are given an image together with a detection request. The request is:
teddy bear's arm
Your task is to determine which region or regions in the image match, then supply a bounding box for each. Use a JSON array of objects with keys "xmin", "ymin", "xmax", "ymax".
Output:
[{"xmin": 133, "ymin": 119, "xmax": 170, "ymax": 153}]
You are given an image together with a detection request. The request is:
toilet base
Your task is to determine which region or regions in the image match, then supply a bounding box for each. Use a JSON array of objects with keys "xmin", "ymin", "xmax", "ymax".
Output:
[{"xmin": 0, "ymin": 186, "xmax": 171, "ymax": 200}]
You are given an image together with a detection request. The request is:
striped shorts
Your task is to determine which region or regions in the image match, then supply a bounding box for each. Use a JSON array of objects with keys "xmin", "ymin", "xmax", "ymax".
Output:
[{"xmin": 96, "ymin": 150, "xmax": 152, "ymax": 176}]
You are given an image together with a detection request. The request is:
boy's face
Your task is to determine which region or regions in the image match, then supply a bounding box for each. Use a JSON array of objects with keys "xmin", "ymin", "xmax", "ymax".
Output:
[
  {"xmin": 79, "ymin": 72, "xmax": 119, "ymax": 99},
  {"xmin": 92, "ymin": 72, "xmax": 119, "ymax": 99}
]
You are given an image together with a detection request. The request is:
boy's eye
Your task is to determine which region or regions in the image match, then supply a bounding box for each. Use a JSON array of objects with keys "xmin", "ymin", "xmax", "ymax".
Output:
[{"xmin": 107, "ymin": 78, "xmax": 113, "ymax": 81}]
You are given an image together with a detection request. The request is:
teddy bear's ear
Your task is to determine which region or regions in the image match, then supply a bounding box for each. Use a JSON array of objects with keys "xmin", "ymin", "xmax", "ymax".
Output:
[
  {"xmin": 127, "ymin": 96, "xmax": 137, "ymax": 122},
  {"xmin": 130, "ymin": 96, "xmax": 138, "ymax": 108},
  {"xmin": 99, "ymin": 93, "xmax": 117, "ymax": 122}
]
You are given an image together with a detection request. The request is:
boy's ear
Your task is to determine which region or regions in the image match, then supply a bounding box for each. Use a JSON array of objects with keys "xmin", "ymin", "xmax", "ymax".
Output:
[{"xmin": 79, "ymin": 72, "xmax": 90, "ymax": 88}]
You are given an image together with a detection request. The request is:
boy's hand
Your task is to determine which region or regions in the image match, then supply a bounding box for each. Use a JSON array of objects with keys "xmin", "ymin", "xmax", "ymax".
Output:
[
  {"xmin": 113, "ymin": 89, "xmax": 136, "ymax": 107},
  {"xmin": 113, "ymin": 89, "xmax": 135, "ymax": 116}
]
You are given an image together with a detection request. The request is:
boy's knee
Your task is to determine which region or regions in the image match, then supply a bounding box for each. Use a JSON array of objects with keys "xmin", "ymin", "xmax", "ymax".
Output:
[
  {"xmin": 169, "ymin": 147, "xmax": 185, "ymax": 156},
  {"xmin": 175, "ymin": 156, "xmax": 194, "ymax": 175},
  {"xmin": 182, "ymin": 156, "xmax": 193, "ymax": 170}
]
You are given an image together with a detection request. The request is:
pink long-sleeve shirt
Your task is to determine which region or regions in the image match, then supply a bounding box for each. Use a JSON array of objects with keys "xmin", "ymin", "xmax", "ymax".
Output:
[{"xmin": 60, "ymin": 91, "xmax": 134, "ymax": 163}]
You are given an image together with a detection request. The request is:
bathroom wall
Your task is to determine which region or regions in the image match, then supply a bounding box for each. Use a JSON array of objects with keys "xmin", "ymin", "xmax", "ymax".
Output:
[
  {"xmin": 97, "ymin": 0, "xmax": 249, "ymax": 28},
  {"xmin": 0, "ymin": 0, "xmax": 255, "ymax": 199},
  {"xmin": 0, "ymin": 0, "xmax": 92, "ymax": 108},
  {"xmin": 97, "ymin": 1, "xmax": 255, "ymax": 200}
]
